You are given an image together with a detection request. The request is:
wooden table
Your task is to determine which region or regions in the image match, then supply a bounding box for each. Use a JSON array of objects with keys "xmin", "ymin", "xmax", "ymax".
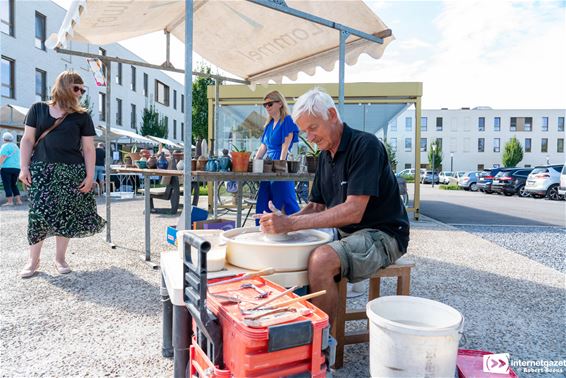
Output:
[{"xmin": 112, "ymin": 168, "xmax": 314, "ymax": 262}]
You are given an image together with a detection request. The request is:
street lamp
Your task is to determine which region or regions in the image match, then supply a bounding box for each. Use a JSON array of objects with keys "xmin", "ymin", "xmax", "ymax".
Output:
[
  {"xmin": 546, "ymin": 155, "xmax": 550, "ymax": 165},
  {"xmin": 450, "ymin": 152, "xmax": 454, "ymax": 172},
  {"xmin": 431, "ymin": 143, "xmax": 437, "ymax": 188}
]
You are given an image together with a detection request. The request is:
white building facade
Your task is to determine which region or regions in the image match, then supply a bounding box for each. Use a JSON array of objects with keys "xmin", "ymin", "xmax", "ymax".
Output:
[
  {"xmin": 387, "ymin": 107, "xmax": 565, "ymax": 172},
  {"xmin": 1, "ymin": 0, "xmax": 186, "ymax": 143}
]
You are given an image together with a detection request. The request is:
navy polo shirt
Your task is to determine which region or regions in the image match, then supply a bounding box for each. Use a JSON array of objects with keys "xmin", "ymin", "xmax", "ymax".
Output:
[{"xmin": 309, "ymin": 124, "xmax": 410, "ymax": 252}]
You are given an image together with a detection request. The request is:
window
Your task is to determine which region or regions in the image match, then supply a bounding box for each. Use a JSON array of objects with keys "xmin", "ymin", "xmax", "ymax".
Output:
[
  {"xmin": 35, "ymin": 12, "xmax": 46, "ymax": 50},
  {"xmin": 130, "ymin": 104, "xmax": 136, "ymax": 129},
  {"xmin": 181, "ymin": 122, "xmax": 184, "ymax": 141},
  {"xmin": 525, "ymin": 138, "xmax": 531, "ymax": 153},
  {"xmin": 541, "ymin": 117, "xmax": 548, "ymax": 132},
  {"xmin": 35, "ymin": 69, "xmax": 47, "ymax": 101},
  {"xmin": 558, "ymin": 117, "xmax": 565, "ymax": 132},
  {"xmin": 173, "ymin": 90, "xmax": 177, "ymax": 110},
  {"xmin": 155, "ymin": 80, "xmax": 169, "ymax": 106},
  {"xmin": 421, "ymin": 117, "xmax": 427, "ymax": 132},
  {"xmin": 478, "ymin": 117, "xmax": 485, "ymax": 131},
  {"xmin": 493, "ymin": 138, "xmax": 500, "ymax": 152},
  {"xmin": 510, "ymin": 117, "xmax": 533, "ymax": 131},
  {"xmin": 99, "ymin": 92, "xmax": 106, "ymax": 121},
  {"xmin": 436, "ymin": 117, "xmax": 443, "ymax": 131},
  {"xmin": 478, "ymin": 138, "xmax": 485, "ymax": 152},
  {"xmin": 404, "ymin": 138, "xmax": 412, "ymax": 152},
  {"xmin": 494, "ymin": 117, "xmax": 501, "ymax": 131},
  {"xmin": 131, "ymin": 66, "xmax": 136, "ymax": 91},
  {"xmin": 404, "ymin": 163, "xmax": 411, "ymax": 169},
  {"xmin": 389, "ymin": 118, "xmax": 397, "ymax": 132},
  {"xmin": 420, "ymin": 138, "xmax": 427, "ymax": 152},
  {"xmin": 541, "ymin": 138, "xmax": 548, "ymax": 153},
  {"xmin": 116, "ymin": 62, "xmax": 122, "ymax": 85},
  {"xmin": 163, "ymin": 116, "xmax": 169, "ymax": 137},
  {"xmin": 558, "ymin": 138, "xmax": 564, "ymax": 153},
  {"xmin": 173, "ymin": 120, "xmax": 177, "ymax": 139},
  {"xmin": 143, "ymin": 73, "xmax": 148, "ymax": 97},
  {"xmin": 181, "ymin": 94, "xmax": 185, "ymax": 113},
  {"xmin": 116, "ymin": 98, "xmax": 122, "ymax": 125},
  {"xmin": 477, "ymin": 164, "xmax": 485, "ymax": 171},
  {"xmin": 525, "ymin": 118, "xmax": 532, "ymax": 131},
  {"xmin": 1, "ymin": 56, "xmax": 15, "ymax": 98},
  {"xmin": 99, "ymin": 48, "xmax": 107, "ymax": 77},
  {"xmin": 390, "ymin": 138, "xmax": 397, "ymax": 152},
  {"xmin": 1, "ymin": 0, "xmax": 14, "ymax": 36},
  {"xmin": 510, "ymin": 118, "xmax": 516, "ymax": 131},
  {"xmin": 405, "ymin": 117, "xmax": 412, "ymax": 132}
]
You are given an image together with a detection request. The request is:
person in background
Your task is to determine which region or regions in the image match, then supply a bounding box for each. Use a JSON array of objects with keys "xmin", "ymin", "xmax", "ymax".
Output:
[
  {"xmin": 18, "ymin": 71, "xmax": 106, "ymax": 278},
  {"xmin": 254, "ymin": 91, "xmax": 301, "ymax": 220},
  {"xmin": 0, "ymin": 132, "xmax": 23, "ymax": 206},
  {"xmin": 94, "ymin": 142, "xmax": 106, "ymax": 192}
]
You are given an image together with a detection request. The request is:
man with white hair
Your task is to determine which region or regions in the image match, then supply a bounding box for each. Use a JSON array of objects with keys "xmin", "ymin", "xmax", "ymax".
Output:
[
  {"xmin": 0, "ymin": 132, "xmax": 23, "ymax": 206},
  {"xmin": 258, "ymin": 88, "xmax": 409, "ymax": 325}
]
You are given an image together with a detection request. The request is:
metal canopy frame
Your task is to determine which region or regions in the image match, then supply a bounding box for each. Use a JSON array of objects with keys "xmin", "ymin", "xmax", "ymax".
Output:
[{"xmin": 53, "ymin": 0, "xmax": 388, "ymax": 258}]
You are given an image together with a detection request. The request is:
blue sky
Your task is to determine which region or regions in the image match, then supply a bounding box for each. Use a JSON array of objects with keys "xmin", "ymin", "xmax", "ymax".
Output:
[{"xmin": 52, "ymin": 0, "xmax": 565, "ymax": 109}]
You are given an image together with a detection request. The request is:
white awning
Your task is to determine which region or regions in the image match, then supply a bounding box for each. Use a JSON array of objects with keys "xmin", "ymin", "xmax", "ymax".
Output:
[
  {"xmin": 47, "ymin": 0, "xmax": 394, "ymax": 85},
  {"xmin": 96, "ymin": 125, "xmax": 157, "ymax": 144},
  {"xmin": 145, "ymin": 135, "xmax": 183, "ymax": 149},
  {"xmin": 0, "ymin": 104, "xmax": 29, "ymax": 130}
]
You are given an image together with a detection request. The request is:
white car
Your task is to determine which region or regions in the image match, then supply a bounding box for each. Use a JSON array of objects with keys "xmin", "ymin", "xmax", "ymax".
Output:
[
  {"xmin": 558, "ymin": 164, "xmax": 566, "ymax": 196},
  {"xmin": 524, "ymin": 164, "xmax": 564, "ymax": 200},
  {"xmin": 438, "ymin": 171, "xmax": 454, "ymax": 184}
]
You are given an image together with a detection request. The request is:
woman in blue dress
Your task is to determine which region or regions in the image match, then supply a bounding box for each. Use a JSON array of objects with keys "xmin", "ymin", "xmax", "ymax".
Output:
[{"xmin": 254, "ymin": 91, "xmax": 300, "ymax": 220}]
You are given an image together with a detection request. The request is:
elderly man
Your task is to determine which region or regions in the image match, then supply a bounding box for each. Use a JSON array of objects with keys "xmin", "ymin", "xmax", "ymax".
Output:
[{"xmin": 259, "ymin": 88, "xmax": 409, "ymax": 324}]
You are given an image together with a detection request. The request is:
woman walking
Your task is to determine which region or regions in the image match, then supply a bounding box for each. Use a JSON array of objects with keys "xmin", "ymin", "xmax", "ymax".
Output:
[
  {"xmin": 0, "ymin": 132, "xmax": 23, "ymax": 206},
  {"xmin": 254, "ymin": 91, "xmax": 300, "ymax": 219},
  {"xmin": 18, "ymin": 71, "xmax": 105, "ymax": 278}
]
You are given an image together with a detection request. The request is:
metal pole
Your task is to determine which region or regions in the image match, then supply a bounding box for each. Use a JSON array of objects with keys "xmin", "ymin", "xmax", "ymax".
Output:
[
  {"xmin": 183, "ymin": 0, "xmax": 194, "ymax": 231},
  {"xmin": 338, "ymin": 31, "xmax": 347, "ymax": 114},
  {"xmin": 432, "ymin": 145, "xmax": 435, "ymax": 188},
  {"xmin": 451, "ymin": 153, "xmax": 454, "ymax": 172},
  {"xmin": 213, "ymin": 81, "xmax": 220, "ymax": 219},
  {"xmin": 104, "ymin": 60, "xmax": 114, "ymax": 247}
]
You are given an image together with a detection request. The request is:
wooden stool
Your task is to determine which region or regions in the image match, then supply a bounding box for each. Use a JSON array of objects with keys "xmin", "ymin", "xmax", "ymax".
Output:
[{"xmin": 331, "ymin": 257, "xmax": 415, "ymax": 369}]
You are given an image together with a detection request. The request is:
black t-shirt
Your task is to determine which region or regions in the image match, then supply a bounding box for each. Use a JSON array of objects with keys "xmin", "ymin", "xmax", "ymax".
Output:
[
  {"xmin": 95, "ymin": 148, "xmax": 105, "ymax": 166},
  {"xmin": 309, "ymin": 124, "xmax": 410, "ymax": 252},
  {"xmin": 24, "ymin": 102, "xmax": 96, "ymax": 164}
]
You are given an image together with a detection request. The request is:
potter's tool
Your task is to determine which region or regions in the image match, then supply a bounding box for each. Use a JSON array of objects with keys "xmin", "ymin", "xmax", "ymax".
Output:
[
  {"xmin": 249, "ymin": 286, "xmax": 297, "ymax": 311},
  {"xmin": 208, "ymin": 267, "xmax": 275, "ymax": 287},
  {"xmin": 240, "ymin": 283, "xmax": 271, "ymax": 298},
  {"xmin": 260, "ymin": 290, "xmax": 326, "ymax": 310},
  {"xmin": 244, "ymin": 307, "xmax": 296, "ymax": 321},
  {"xmin": 209, "ymin": 293, "xmax": 260, "ymax": 305},
  {"xmin": 243, "ymin": 308, "xmax": 314, "ymax": 328}
]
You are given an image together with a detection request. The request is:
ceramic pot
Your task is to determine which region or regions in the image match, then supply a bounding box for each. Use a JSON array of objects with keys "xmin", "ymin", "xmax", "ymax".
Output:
[
  {"xmin": 134, "ymin": 160, "xmax": 147, "ymax": 169},
  {"xmin": 191, "ymin": 159, "xmax": 197, "ymax": 171},
  {"xmin": 231, "ymin": 151, "xmax": 251, "ymax": 172},
  {"xmin": 287, "ymin": 160, "xmax": 300, "ymax": 173},
  {"xmin": 157, "ymin": 153, "xmax": 169, "ymax": 170},
  {"xmin": 129, "ymin": 152, "xmax": 141, "ymax": 161},
  {"xmin": 176, "ymin": 160, "xmax": 184, "ymax": 171},
  {"xmin": 273, "ymin": 160, "xmax": 288, "ymax": 173},
  {"xmin": 196, "ymin": 156, "xmax": 208, "ymax": 171},
  {"xmin": 263, "ymin": 159, "xmax": 273, "ymax": 173},
  {"xmin": 139, "ymin": 149, "xmax": 152, "ymax": 159},
  {"xmin": 123, "ymin": 155, "xmax": 133, "ymax": 166},
  {"xmin": 147, "ymin": 156, "xmax": 157, "ymax": 169},
  {"xmin": 205, "ymin": 157, "xmax": 219, "ymax": 172},
  {"xmin": 172, "ymin": 150, "xmax": 184, "ymax": 162},
  {"xmin": 306, "ymin": 156, "xmax": 318, "ymax": 173},
  {"xmin": 218, "ymin": 155, "xmax": 231, "ymax": 171}
]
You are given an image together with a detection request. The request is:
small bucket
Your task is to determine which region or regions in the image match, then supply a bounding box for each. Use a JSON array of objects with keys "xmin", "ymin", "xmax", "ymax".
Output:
[{"xmin": 367, "ymin": 296, "xmax": 464, "ymax": 377}]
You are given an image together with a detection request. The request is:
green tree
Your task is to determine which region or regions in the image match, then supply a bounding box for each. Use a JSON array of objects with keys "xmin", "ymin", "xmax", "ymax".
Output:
[
  {"xmin": 80, "ymin": 94, "xmax": 93, "ymax": 116},
  {"xmin": 502, "ymin": 136, "xmax": 523, "ymax": 167},
  {"xmin": 428, "ymin": 143, "xmax": 443, "ymax": 171},
  {"xmin": 383, "ymin": 139, "xmax": 397, "ymax": 171},
  {"xmin": 140, "ymin": 105, "xmax": 168, "ymax": 138},
  {"xmin": 192, "ymin": 64, "xmax": 216, "ymax": 142}
]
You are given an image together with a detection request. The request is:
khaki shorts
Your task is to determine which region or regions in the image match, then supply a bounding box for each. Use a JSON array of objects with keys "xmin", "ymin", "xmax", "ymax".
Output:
[{"xmin": 329, "ymin": 229, "xmax": 405, "ymax": 283}]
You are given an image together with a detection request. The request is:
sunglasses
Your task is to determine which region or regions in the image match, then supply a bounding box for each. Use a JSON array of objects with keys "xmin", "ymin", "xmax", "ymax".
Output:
[
  {"xmin": 73, "ymin": 86, "xmax": 86, "ymax": 95},
  {"xmin": 263, "ymin": 100, "xmax": 279, "ymax": 108}
]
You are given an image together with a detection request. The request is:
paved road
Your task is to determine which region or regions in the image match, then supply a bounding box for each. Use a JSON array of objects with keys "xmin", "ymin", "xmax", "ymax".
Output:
[{"xmin": 416, "ymin": 185, "xmax": 565, "ymax": 226}]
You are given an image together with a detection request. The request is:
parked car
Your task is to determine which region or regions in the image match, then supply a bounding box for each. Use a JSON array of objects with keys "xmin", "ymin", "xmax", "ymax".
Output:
[
  {"xmin": 453, "ymin": 171, "xmax": 467, "ymax": 181},
  {"xmin": 458, "ymin": 171, "xmax": 479, "ymax": 191},
  {"xmin": 477, "ymin": 167, "xmax": 509, "ymax": 194},
  {"xmin": 397, "ymin": 168, "xmax": 426, "ymax": 178},
  {"xmin": 491, "ymin": 168, "xmax": 533, "ymax": 197},
  {"xmin": 421, "ymin": 171, "xmax": 440, "ymax": 184},
  {"xmin": 559, "ymin": 164, "xmax": 566, "ymax": 197},
  {"xmin": 524, "ymin": 165, "xmax": 564, "ymax": 200},
  {"xmin": 439, "ymin": 171, "xmax": 454, "ymax": 184}
]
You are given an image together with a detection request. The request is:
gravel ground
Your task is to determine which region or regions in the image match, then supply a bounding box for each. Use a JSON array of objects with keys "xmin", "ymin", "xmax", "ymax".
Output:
[{"xmin": 1, "ymin": 198, "xmax": 564, "ymax": 377}]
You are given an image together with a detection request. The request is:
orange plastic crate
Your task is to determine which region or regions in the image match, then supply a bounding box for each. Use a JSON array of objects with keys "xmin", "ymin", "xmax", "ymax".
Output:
[{"xmin": 189, "ymin": 338, "xmax": 231, "ymax": 378}]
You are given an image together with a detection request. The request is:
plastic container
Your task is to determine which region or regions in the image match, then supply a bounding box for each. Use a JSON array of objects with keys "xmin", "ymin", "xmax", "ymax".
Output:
[
  {"xmin": 366, "ymin": 296, "xmax": 464, "ymax": 377},
  {"xmin": 189, "ymin": 338, "xmax": 231, "ymax": 378},
  {"xmin": 206, "ymin": 276, "xmax": 328, "ymax": 377}
]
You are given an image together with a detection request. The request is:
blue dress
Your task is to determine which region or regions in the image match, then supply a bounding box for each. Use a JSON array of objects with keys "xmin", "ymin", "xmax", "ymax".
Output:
[{"xmin": 256, "ymin": 115, "xmax": 300, "ymax": 219}]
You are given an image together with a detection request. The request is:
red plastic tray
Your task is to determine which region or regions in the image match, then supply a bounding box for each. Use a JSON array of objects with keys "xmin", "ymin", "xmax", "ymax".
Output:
[{"xmin": 457, "ymin": 349, "xmax": 518, "ymax": 378}]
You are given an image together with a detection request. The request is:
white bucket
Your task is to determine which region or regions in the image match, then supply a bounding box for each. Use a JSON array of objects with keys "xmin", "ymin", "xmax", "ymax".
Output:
[{"xmin": 366, "ymin": 296, "xmax": 464, "ymax": 378}]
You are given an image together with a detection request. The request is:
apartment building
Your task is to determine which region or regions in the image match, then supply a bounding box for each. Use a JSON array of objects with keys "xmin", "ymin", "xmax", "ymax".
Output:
[
  {"xmin": 1, "ymin": 0, "xmax": 186, "ymax": 142},
  {"xmin": 387, "ymin": 107, "xmax": 565, "ymax": 171}
]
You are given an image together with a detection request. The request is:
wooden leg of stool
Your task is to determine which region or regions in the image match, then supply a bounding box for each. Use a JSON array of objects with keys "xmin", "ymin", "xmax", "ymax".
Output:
[
  {"xmin": 331, "ymin": 278, "xmax": 348, "ymax": 369},
  {"xmin": 397, "ymin": 269, "xmax": 411, "ymax": 295},
  {"xmin": 368, "ymin": 276, "xmax": 381, "ymax": 301}
]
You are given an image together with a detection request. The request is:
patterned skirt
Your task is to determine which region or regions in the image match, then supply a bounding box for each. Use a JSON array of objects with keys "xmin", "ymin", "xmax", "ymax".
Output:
[{"xmin": 27, "ymin": 161, "xmax": 106, "ymax": 245}]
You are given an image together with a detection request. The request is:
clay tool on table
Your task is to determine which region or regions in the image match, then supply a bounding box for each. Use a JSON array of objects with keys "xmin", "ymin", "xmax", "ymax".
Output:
[
  {"xmin": 243, "ymin": 308, "xmax": 314, "ymax": 328},
  {"xmin": 248, "ymin": 286, "xmax": 297, "ymax": 311},
  {"xmin": 258, "ymin": 290, "xmax": 326, "ymax": 310},
  {"xmin": 240, "ymin": 283, "xmax": 271, "ymax": 298},
  {"xmin": 209, "ymin": 293, "xmax": 261, "ymax": 305},
  {"xmin": 208, "ymin": 267, "xmax": 275, "ymax": 287}
]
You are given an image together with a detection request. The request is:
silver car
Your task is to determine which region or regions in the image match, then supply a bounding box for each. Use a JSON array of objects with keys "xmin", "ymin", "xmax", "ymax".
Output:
[
  {"xmin": 458, "ymin": 171, "xmax": 480, "ymax": 191},
  {"xmin": 558, "ymin": 164, "xmax": 566, "ymax": 196},
  {"xmin": 524, "ymin": 165, "xmax": 564, "ymax": 200}
]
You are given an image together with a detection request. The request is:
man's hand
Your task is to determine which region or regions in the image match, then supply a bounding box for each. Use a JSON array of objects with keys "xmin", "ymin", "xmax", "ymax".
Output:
[
  {"xmin": 258, "ymin": 212, "xmax": 293, "ymax": 234},
  {"xmin": 78, "ymin": 176, "xmax": 94, "ymax": 193}
]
